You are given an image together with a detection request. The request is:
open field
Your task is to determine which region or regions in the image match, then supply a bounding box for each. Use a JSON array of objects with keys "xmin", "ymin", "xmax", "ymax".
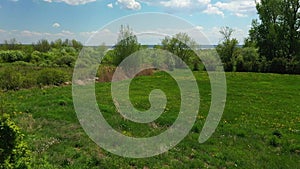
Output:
[{"xmin": 2, "ymin": 71, "xmax": 300, "ymax": 168}]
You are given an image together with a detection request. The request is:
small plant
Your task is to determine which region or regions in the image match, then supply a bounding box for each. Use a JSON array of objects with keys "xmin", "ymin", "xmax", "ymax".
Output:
[{"xmin": 0, "ymin": 114, "xmax": 31, "ymax": 169}]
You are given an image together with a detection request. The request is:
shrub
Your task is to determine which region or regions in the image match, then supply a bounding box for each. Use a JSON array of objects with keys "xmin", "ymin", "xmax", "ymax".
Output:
[
  {"xmin": 21, "ymin": 75, "xmax": 37, "ymax": 89},
  {"xmin": 270, "ymin": 58, "xmax": 287, "ymax": 74},
  {"xmin": 235, "ymin": 47, "xmax": 259, "ymax": 72},
  {"xmin": 37, "ymin": 69, "xmax": 68, "ymax": 86},
  {"xmin": 0, "ymin": 68, "xmax": 22, "ymax": 90},
  {"xmin": 0, "ymin": 114, "xmax": 31, "ymax": 169},
  {"xmin": 54, "ymin": 55, "xmax": 75, "ymax": 67},
  {"xmin": 236, "ymin": 55, "xmax": 245, "ymax": 72},
  {"xmin": 11, "ymin": 61, "xmax": 34, "ymax": 67},
  {"xmin": 286, "ymin": 61, "xmax": 300, "ymax": 74},
  {"xmin": 223, "ymin": 61, "xmax": 234, "ymax": 72},
  {"xmin": 30, "ymin": 51, "xmax": 42, "ymax": 64},
  {"xmin": 0, "ymin": 50, "xmax": 25, "ymax": 63},
  {"xmin": 97, "ymin": 65, "xmax": 116, "ymax": 83}
]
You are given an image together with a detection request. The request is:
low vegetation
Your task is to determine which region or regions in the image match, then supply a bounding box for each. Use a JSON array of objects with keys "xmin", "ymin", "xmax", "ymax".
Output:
[{"xmin": 1, "ymin": 71, "xmax": 299, "ymax": 168}]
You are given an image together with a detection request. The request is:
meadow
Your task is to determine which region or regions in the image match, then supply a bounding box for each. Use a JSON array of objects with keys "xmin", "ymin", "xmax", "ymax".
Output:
[{"xmin": 2, "ymin": 71, "xmax": 300, "ymax": 168}]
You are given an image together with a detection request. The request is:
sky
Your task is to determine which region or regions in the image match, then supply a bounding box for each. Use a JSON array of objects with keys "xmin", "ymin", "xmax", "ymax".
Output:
[{"xmin": 0, "ymin": 0, "xmax": 259, "ymax": 45}]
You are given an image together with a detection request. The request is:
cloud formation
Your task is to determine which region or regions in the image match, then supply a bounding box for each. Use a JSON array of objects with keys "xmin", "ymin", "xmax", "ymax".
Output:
[
  {"xmin": 116, "ymin": 0, "xmax": 141, "ymax": 10},
  {"xmin": 52, "ymin": 22, "xmax": 61, "ymax": 28},
  {"xmin": 203, "ymin": 4, "xmax": 224, "ymax": 17},
  {"xmin": 107, "ymin": 3, "xmax": 113, "ymax": 8},
  {"xmin": 140, "ymin": 0, "xmax": 256, "ymax": 17},
  {"xmin": 214, "ymin": 0, "xmax": 257, "ymax": 17},
  {"xmin": 40, "ymin": 0, "xmax": 257, "ymax": 17}
]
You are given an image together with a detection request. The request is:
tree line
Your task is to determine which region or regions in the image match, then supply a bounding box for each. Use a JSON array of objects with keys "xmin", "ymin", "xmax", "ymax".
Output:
[{"xmin": 0, "ymin": 0, "xmax": 299, "ymax": 74}]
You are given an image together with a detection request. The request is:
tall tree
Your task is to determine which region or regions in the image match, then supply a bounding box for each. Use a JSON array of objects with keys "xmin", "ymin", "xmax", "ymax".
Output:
[
  {"xmin": 249, "ymin": 0, "xmax": 300, "ymax": 60},
  {"xmin": 113, "ymin": 25, "xmax": 140, "ymax": 66},
  {"xmin": 34, "ymin": 39, "xmax": 51, "ymax": 53},
  {"xmin": 216, "ymin": 27, "xmax": 239, "ymax": 71},
  {"xmin": 3, "ymin": 38, "xmax": 21, "ymax": 50},
  {"xmin": 161, "ymin": 33, "xmax": 198, "ymax": 68}
]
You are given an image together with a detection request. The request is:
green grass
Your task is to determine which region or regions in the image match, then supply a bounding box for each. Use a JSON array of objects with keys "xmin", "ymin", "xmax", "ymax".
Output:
[{"xmin": 2, "ymin": 71, "xmax": 300, "ymax": 168}]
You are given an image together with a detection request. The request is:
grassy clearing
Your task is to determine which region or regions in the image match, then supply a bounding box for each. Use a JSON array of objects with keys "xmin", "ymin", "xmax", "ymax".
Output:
[{"xmin": 2, "ymin": 71, "xmax": 300, "ymax": 168}]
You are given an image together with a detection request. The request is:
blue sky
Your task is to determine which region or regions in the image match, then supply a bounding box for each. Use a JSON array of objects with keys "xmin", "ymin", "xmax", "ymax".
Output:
[{"xmin": 0, "ymin": 0, "xmax": 259, "ymax": 45}]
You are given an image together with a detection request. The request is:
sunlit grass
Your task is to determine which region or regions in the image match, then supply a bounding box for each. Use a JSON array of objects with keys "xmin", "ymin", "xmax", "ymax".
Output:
[{"xmin": 3, "ymin": 71, "xmax": 300, "ymax": 168}]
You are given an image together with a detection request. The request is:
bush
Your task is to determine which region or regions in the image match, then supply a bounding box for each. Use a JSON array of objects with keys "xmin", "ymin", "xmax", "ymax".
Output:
[
  {"xmin": 235, "ymin": 47, "xmax": 259, "ymax": 72},
  {"xmin": 270, "ymin": 58, "xmax": 287, "ymax": 74},
  {"xmin": 0, "ymin": 50, "xmax": 25, "ymax": 63},
  {"xmin": 54, "ymin": 55, "xmax": 75, "ymax": 67},
  {"xmin": 97, "ymin": 65, "xmax": 116, "ymax": 83},
  {"xmin": 286, "ymin": 61, "xmax": 300, "ymax": 74},
  {"xmin": 0, "ymin": 68, "xmax": 22, "ymax": 90},
  {"xmin": 21, "ymin": 75, "xmax": 37, "ymax": 89},
  {"xmin": 223, "ymin": 61, "xmax": 234, "ymax": 72},
  {"xmin": 11, "ymin": 61, "xmax": 34, "ymax": 67},
  {"xmin": 37, "ymin": 69, "xmax": 68, "ymax": 86},
  {"xmin": 0, "ymin": 114, "xmax": 31, "ymax": 169}
]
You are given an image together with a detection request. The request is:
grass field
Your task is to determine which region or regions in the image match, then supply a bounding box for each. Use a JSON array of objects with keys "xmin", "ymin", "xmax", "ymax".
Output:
[{"xmin": 2, "ymin": 71, "xmax": 300, "ymax": 168}]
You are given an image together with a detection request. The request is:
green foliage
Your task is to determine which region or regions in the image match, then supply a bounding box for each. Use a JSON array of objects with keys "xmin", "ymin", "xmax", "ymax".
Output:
[
  {"xmin": 161, "ymin": 33, "xmax": 198, "ymax": 68},
  {"xmin": 0, "ymin": 50, "xmax": 25, "ymax": 63},
  {"xmin": 0, "ymin": 114, "xmax": 31, "ymax": 169},
  {"xmin": 37, "ymin": 69, "xmax": 68, "ymax": 86},
  {"xmin": 0, "ymin": 38, "xmax": 22, "ymax": 51},
  {"xmin": 112, "ymin": 25, "xmax": 140, "ymax": 66},
  {"xmin": 54, "ymin": 55, "xmax": 75, "ymax": 67},
  {"xmin": 216, "ymin": 27, "xmax": 239, "ymax": 72},
  {"xmin": 0, "ymin": 67, "xmax": 22, "ymax": 90},
  {"xmin": 34, "ymin": 39, "xmax": 51, "ymax": 53},
  {"xmin": 269, "ymin": 57, "xmax": 288, "ymax": 74},
  {"xmin": 235, "ymin": 47, "xmax": 260, "ymax": 72},
  {"xmin": 0, "ymin": 65, "xmax": 72, "ymax": 90},
  {"xmin": 2, "ymin": 72, "xmax": 300, "ymax": 168},
  {"xmin": 249, "ymin": 0, "xmax": 300, "ymax": 60}
]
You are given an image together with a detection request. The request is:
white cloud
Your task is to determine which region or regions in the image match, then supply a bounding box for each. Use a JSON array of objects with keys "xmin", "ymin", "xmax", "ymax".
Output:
[
  {"xmin": 214, "ymin": 0, "xmax": 257, "ymax": 17},
  {"xmin": 116, "ymin": 0, "xmax": 141, "ymax": 10},
  {"xmin": 203, "ymin": 4, "xmax": 224, "ymax": 17},
  {"xmin": 140, "ymin": 0, "xmax": 210, "ymax": 12},
  {"xmin": 43, "ymin": 0, "xmax": 96, "ymax": 5},
  {"xmin": 52, "ymin": 22, "xmax": 61, "ymax": 28},
  {"xmin": 160, "ymin": 0, "xmax": 192, "ymax": 8},
  {"xmin": 107, "ymin": 3, "xmax": 113, "ymax": 8},
  {"xmin": 139, "ymin": 0, "xmax": 257, "ymax": 17},
  {"xmin": 61, "ymin": 30, "xmax": 74, "ymax": 35}
]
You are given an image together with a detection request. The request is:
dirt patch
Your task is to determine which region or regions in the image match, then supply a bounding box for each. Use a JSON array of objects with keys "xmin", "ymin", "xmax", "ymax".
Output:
[{"xmin": 97, "ymin": 66, "xmax": 156, "ymax": 83}]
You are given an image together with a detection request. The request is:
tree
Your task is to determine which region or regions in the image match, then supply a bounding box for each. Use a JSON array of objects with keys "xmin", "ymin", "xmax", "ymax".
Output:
[
  {"xmin": 34, "ymin": 39, "xmax": 51, "ymax": 53},
  {"xmin": 113, "ymin": 25, "xmax": 140, "ymax": 66},
  {"xmin": 51, "ymin": 39, "xmax": 63, "ymax": 49},
  {"xmin": 71, "ymin": 39, "xmax": 83, "ymax": 51},
  {"xmin": 248, "ymin": 0, "xmax": 300, "ymax": 60},
  {"xmin": 2, "ymin": 38, "xmax": 21, "ymax": 50},
  {"xmin": 161, "ymin": 33, "xmax": 198, "ymax": 68},
  {"xmin": 216, "ymin": 27, "xmax": 239, "ymax": 71}
]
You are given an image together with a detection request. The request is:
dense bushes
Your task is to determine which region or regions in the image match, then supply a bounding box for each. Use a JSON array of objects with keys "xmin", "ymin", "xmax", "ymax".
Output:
[
  {"xmin": 0, "ymin": 68, "xmax": 22, "ymax": 90},
  {"xmin": 0, "ymin": 66, "xmax": 71, "ymax": 90},
  {"xmin": 37, "ymin": 69, "xmax": 68, "ymax": 86},
  {"xmin": 235, "ymin": 47, "xmax": 259, "ymax": 72},
  {"xmin": 216, "ymin": 46, "xmax": 300, "ymax": 74},
  {"xmin": 0, "ymin": 114, "xmax": 31, "ymax": 169},
  {"xmin": 0, "ymin": 51, "xmax": 26, "ymax": 63}
]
